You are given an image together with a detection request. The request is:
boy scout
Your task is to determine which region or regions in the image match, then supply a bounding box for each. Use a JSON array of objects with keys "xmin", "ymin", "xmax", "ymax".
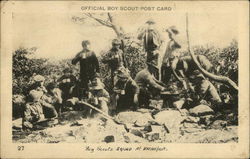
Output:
[
  {"xmin": 102, "ymin": 39, "xmax": 127, "ymax": 87},
  {"xmin": 28, "ymin": 75, "xmax": 58, "ymax": 119},
  {"xmin": 135, "ymin": 62, "xmax": 166, "ymax": 108},
  {"xmin": 189, "ymin": 70, "xmax": 222, "ymax": 108},
  {"xmin": 23, "ymin": 90, "xmax": 45, "ymax": 130},
  {"xmin": 114, "ymin": 67, "xmax": 139, "ymax": 112},
  {"xmin": 88, "ymin": 74, "xmax": 110, "ymax": 115},
  {"xmin": 58, "ymin": 68, "xmax": 77, "ymax": 101},
  {"xmin": 72, "ymin": 40, "xmax": 100, "ymax": 93}
]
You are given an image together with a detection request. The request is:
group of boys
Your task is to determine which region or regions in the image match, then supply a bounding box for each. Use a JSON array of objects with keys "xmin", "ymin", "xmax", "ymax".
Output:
[{"xmin": 23, "ymin": 20, "xmax": 223, "ymax": 130}]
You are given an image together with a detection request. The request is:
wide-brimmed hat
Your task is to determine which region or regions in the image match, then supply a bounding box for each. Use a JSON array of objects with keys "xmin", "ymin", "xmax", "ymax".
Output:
[
  {"xmin": 29, "ymin": 90, "xmax": 43, "ymax": 102},
  {"xmin": 116, "ymin": 67, "xmax": 130, "ymax": 79},
  {"xmin": 166, "ymin": 26, "xmax": 179, "ymax": 35},
  {"xmin": 82, "ymin": 40, "xmax": 90, "ymax": 46},
  {"xmin": 112, "ymin": 39, "xmax": 122, "ymax": 45},
  {"xmin": 33, "ymin": 75, "xmax": 45, "ymax": 82},
  {"xmin": 146, "ymin": 19, "xmax": 155, "ymax": 25},
  {"xmin": 90, "ymin": 78, "xmax": 104, "ymax": 90}
]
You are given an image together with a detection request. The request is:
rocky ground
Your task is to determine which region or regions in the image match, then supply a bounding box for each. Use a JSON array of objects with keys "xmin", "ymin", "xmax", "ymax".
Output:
[{"xmin": 12, "ymin": 101, "xmax": 238, "ymax": 143}]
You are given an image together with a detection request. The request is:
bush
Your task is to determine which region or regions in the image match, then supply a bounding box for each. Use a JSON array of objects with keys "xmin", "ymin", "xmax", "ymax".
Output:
[
  {"xmin": 12, "ymin": 48, "xmax": 79, "ymax": 96},
  {"xmin": 13, "ymin": 48, "xmax": 49, "ymax": 95}
]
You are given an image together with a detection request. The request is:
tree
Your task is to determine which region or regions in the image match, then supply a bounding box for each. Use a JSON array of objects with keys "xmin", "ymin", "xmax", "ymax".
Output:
[{"xmin": 84, "ymin": 13, "xmax": 124, "ymax": 38}]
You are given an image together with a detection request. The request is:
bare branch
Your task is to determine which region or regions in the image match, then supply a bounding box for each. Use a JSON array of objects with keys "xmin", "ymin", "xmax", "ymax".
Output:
[
  {"xmin": 107, "ymin": 13, "xmax": 113, "ymax": 22},
  {"xmin": 84, "ymin": 13, "xmax": 113, "ymax": 27}
]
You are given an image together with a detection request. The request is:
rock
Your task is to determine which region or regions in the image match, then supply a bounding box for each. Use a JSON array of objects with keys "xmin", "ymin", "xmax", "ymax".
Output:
[
  {"xmin": 149, "ymin": 100, "xmax": 163, "ymax": 109},
  {"xmin": 64, "ymin": 136, "xmax": 77, "ymax": 143},
  {"xmin": 104, "ymin": 135, "xmax": 115, "ymax": 143},
  {"xmin": 137, "ymin": 108, "xmax": 152, "ymax": 113},
  {"xmin": 173, "ymin": 98, "xmax": 185, "ymax": 109},
  {"xmin": 124, "ymin": 123, "xmax": 134, "ymax": 131},
  {"xmin": 183, "ymin": 122, "xmax": 200, "ymax": 128},
  {"xmin": 145, "ymin": 132, "xmax": 160, "ymax": 141},
  {"xmin": 129, "ymin": 129, "xmax": 144, "ymax": 138},
  {"xmin": 179, "ymin": 109, "xmax": 189, "ymax": 116},
  {"xmin": 182, "ymin": 127, "xmax": 204, "ymax": 133},
  {"xmin": 123, "ymin": 133, "xmax": 148, "ymax": 143},
  {"xmin": 12, "ymin": 118, "xmax": 23, "ymax": 129},
  {"xmin": 134, "ymin": 118, "xmax": 150, "ymax": 127},
  {"xmin": 178, "ymin": 126, "xmax": 238, "ymax": 143},
  {"xmin": 183, "ymin": 116, "xmax": 200, "ymax": 123},
  {"xmin": 189, "ymin": 105, "xmax": 214, "ymax": 116},
  {"xmin": 143, "ymin": 125, "xmax": 152, "ymax": 132},
  {"xmin": 151, "ymin": 125, "xmax": 166, "ymax": 133},
  {"xmin": 70, "ymin": 121, "xmax": 83, "ymax": 127},
  {"xmin": 199, "ymin": 115, "xmax": 215, "ymax": 126},
  {"xmin": 148, "ymin": 120, "xmax": 161, "ymax": 125},
  {"xmin": 180, "ymin": 122, "xmax": 204, "ymax": 133},
  {"xmin": 115, "ymin": 111, "xmax": 153, "ymax": 124},
  {"xmin": 153, "ymin": 110, "xmax": 184, "ymax": 133},
  {"xmin": 210, "ymin": 120, "xmax": 227, "ymax": 129},
  {"xmin": 59, "ymin": 111, "xmax": 87, "ymax": 123},
  {"xmin": 38, "ymin": 119, "xmax": 59, "ymax": 127}
]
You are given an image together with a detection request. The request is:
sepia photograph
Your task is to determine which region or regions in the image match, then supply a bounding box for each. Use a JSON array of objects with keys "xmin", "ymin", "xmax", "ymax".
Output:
[{"xmin": 1, "ymin": 1, "xmax": 249, "ymax": 158}]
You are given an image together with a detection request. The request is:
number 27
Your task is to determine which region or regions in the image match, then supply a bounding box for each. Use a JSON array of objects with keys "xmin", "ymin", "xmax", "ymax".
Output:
[{"xmin": 17, "ymin": 146, "xmax": 24, "ymax": 151}]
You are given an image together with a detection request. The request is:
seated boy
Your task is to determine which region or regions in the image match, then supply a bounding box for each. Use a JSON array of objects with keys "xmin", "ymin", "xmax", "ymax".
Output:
[
  {"xmin": 45, "ymin": 82, "xmax": 63, "ymax": 114},
  {"xmin": 114, "ymin": 67, "xmax": 139, "ymax": 112},
  {"xmin": 88, "ymin": 74, "xmax": 110, "ymax": 115},
  {"xmin": 58, "ymin": 68, "xmax": 77, "ymax": 102},
  {"xmin": 188, "ymin": 70, "xmax": 222, "ymax": 109},
  {"xmin": 23, "ymin": 90, "xmax": 45, "ymax": 130}
]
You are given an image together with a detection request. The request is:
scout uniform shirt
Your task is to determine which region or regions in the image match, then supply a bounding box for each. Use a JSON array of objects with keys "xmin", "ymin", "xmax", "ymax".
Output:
[
  {"xmin": 72, "ymin": 49, "xmax": 100, "ymax": 82},
  {"xmin": 102, "ymin": 48, "xmax": 126, "ymax": 73},
  {"xmin": 58, "ymin": 74, "xmax": 76, "ymax": 100}
]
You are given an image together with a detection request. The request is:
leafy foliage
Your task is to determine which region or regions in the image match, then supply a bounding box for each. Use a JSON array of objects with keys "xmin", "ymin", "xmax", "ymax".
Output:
[
  {"xmin": 12, "ymin": 48, "xmax": 79, "ymax": 95},
  {"xmin": 13, "ymin": 48, "xmax": 49, "ymax": 95}
]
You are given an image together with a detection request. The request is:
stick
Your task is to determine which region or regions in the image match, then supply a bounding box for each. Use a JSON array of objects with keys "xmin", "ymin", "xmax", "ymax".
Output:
[{"xmin": 78, "ymin": 100, "xmax": 117, "ymax": 122}]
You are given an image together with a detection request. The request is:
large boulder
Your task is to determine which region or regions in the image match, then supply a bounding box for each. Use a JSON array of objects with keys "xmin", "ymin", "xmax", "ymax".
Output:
[
  {"xmin": 153, "ymin": 110, "xmax": 185, "ymax": 134},
  {"xmin": 210, "ymin": 120, "xmax": 227, "ymax": 129},
  {"xmin": 189, "ymin": 105, "xmax": 214, "ymax": 116},
  {"xmin": 13, "ymin": 118, "xmax": 23, "ymax": 129},
  {"xmin": 178, "ymin": 126, "xmax": 238, "ymax": 143},
  {"xmin": 115, "ymin": 111, "xmax": 154, "ymax": 125},
  {"xmin": 199, "ymin": 115, "xmax": 215, "ymax": 126},
  {"xmin": 59, "ymin": 111, "xmax": 88, "ymax": 124}
]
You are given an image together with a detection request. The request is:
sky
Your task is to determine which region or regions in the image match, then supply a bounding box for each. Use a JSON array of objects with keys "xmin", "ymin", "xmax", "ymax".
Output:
[{"xmin": 11, "ymin": 2, "xmax": 238, "ymax": 60}]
